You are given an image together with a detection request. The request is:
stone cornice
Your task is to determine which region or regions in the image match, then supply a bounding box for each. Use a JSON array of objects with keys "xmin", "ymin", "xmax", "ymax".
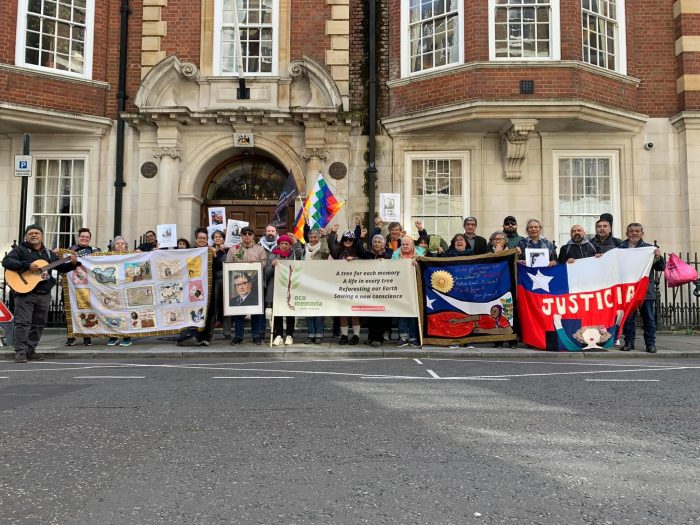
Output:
[
  {"xmin": 386, "ymin": 60, "xmax": 641, "ymax": 89},
  {"xmin": 381, "ymin": 99, "xmax": 648, "ymax": 135},
  {"xmin": 670, "ymin": 111, "xmax": 700, "ymax": 132},
  {"xmin": 0, "ymin": 102, "xmax": 114, "ymax": 135}
]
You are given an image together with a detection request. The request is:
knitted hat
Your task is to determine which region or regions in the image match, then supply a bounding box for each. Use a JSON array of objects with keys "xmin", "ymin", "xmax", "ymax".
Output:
[
  {"xmin": 277, "ymin": 234, "xmax": 292, "ymax": 244},
  {"xmin": 25, "ymin": 223, "xmax": 43, "ymax": 234}
]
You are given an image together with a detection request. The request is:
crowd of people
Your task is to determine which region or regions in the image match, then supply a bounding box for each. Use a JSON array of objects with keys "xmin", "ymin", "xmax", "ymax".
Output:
[{"xmin": 2, "ymin": 213, "xmax": 665, "ymax": 362}]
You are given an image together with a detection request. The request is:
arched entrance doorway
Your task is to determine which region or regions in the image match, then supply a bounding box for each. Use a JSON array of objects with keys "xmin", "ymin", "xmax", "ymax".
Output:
[{"xmin": 202, "ymin": 152, "xmax": 296, "ymax": 237}]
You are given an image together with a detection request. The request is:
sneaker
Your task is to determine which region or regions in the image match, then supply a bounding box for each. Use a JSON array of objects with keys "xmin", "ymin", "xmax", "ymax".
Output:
[
  {"xmin": 253, "ymin": 337, "xmax": 262, "ymax": 345},
  {"xmin": 119, "ymin": 338, "xmax": 133, "ymax": 347},
  {"xmin": 83, "ymin": 338, "xmax": 92, "ymax": 346},
  {"xmin": 272, "ymin": 335, "xmax": 284, "ymax": 346},
  {"xmin": 14, "ymin": 352, "xmax": 27, "ymax": 363},
  {"xmin": 449, "ymin": 344, "xmax": 460, "ymax": 349},
  {"xmin": 621, "ymin": 343, "xmax": 635, "ymax": 351},
  {"xmin": 65, "ymin": 337, "xmax": 75, "ymax": 346},
  {"xmin": 314, "ymin": 337, "xmax": 323, "ymax": 344},
  {"xmin": 305, "ymin": 337, "xmax": 314, "ymax": 344},
  {"xmin": 646, "ymin": 345, "xmax": 657, "ymax": 353},
  {"xmin": 230, "ymin": 337, "xmax": 244, "ymax": 346},
  {"xmin": 107, "ymin": 338, "xmax": 119, "ymax": 346},
  {"xmin": 370, "ymin": 340, "xmax": 382, "ymax": 347},
  {"xmin": 284, "ymin": 335, "xmax": 293, "ymax": 345},
  {"xmin": 26, "ymin": 352, "xmax": 44, "ymax": 361},
  {"xmin": 508, "ymin": 342, "xmax": 518, "ymax": 349},
  {"xmin": 409, "ymin": 339, "xmax": 421, "ymax": 348},
  {"xmin": 349, "ymin": 335, "xmax": 359, "ymax": 345},
  {"xmin": 383, "ymin": 330, "xmax": 391, "ymax": 341},
  {"xmin": 338, "ymin": 335, "xmax": 349, "ymax": 345},
  {"xmin": 396, "ymin": 338, "xmax": 410, "ymax": 348},
  {"xmin": 198, "ymin": 339, "xmax": 210, "ymax": 347}
]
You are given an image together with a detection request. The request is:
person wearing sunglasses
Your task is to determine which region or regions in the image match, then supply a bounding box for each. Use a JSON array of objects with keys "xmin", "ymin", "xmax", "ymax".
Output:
[{"xmin": 502, "ymin": 216, "xmax": 523, "ymax": 249}]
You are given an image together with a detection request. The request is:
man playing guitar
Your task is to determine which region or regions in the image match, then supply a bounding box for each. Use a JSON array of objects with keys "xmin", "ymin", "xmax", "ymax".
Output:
[{"xmin": 2, "ymin": 224, "xmax": 81, "ymax": 362}]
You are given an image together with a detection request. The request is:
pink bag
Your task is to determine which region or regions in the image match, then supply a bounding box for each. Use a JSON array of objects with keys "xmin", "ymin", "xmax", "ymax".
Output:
[{"xmin": 664, "ymin": 253, "xmax": 698, "ymax": 288}]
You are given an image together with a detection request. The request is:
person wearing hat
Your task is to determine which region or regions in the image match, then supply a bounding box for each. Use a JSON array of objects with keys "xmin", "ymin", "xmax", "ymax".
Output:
[
  {"xmin": 591, "ymin": 214, "xmax": 622, "ymax": 254},
  {"xmin": 226, "ymin": 226, "xmax": 269, "ymax": 345},
  {"xmin": 502, "ymin": 216, "xmax": 523, "ymax": 249},
  {"xmin": 265, "ymin": 233, "xmax": 303, "ymax": 345},
  {"xmin": 2, "ymin": 224, "xmax": 81, "ymax": 362}
]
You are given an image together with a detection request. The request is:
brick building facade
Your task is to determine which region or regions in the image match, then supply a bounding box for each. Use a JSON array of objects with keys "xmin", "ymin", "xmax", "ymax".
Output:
[{"xmin": 1, "ymin": 0, "xmax": 699, "ymax": 255}]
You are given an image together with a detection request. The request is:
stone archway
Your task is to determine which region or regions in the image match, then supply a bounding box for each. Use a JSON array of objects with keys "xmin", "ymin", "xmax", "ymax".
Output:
[{"xmin": 201, "ymin": 151, "xmax": 297, "ymax": 236}]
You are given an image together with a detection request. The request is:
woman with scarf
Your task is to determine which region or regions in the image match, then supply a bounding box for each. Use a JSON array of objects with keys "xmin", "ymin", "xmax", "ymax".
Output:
[
  {"xmin": 209, "ymin": 229, "xmax": 230, "ymax": 339},
  {"xmin": 266, "ymin": 234, "xmax": 303, "ymax": 345},
  {"xmin": 303, "ymin": 228, "xmax": 329, "ymax": 344},
  {"xmin": 327, "ymin": 223, "xmax": 367, "ymax": 345},
  {"xmin": 361, "ymin": 234, "xmax": 392, "ymax": 346},
  {"xmin": 391, "ymin": 237, "xmax": 424, "ymax": 347}
]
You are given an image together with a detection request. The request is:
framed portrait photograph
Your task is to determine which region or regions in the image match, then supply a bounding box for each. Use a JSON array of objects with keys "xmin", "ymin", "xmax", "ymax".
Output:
[
  {"xmin": 223, "ymin": 262, "xmax": 264, "ymax": 315},
  {"xmin": 525, "ymin": 248, "xmax": 549, "ymax": 268}
]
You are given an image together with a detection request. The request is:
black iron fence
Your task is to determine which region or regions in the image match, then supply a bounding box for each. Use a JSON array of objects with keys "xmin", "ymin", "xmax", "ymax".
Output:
[{"xmin": 1, "ymin": 250, "xmax": 699, "ymax": 330}]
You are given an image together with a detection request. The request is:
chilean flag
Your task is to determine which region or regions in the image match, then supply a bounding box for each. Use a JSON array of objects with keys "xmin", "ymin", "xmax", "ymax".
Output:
[{"xmin": 517, "ymin": 247, "xmax": 655, "ymax": 351}]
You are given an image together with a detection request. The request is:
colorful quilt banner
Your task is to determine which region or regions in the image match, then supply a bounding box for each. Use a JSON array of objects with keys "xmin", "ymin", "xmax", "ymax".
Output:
[
  {"xmin": 417, "ymin": 251, "xmax": 518, "ymax": 346},
  {"xmin": 271, "ymin": 260, "xmax": 419, "ymax": 318},
  {"xmin": 517, "ymin": 247, "xmax": 654, "ymax": 351},
  {"xmin": 63, "ymin": 248, "xmax": 211, "ymax": 338}
]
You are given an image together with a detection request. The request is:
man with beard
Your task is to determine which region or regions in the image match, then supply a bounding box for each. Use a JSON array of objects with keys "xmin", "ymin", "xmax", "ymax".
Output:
[
  {"xmin": 590, "ymin": 216, "xmax": 622, "ymax": 254},
  {"xmin": 258, "ymin": 224, "xmax": 279, "ymax": 254},
  {"xmin": 558, "ymin": 225, "xmax": 600, "ymax": 264},
  {"xmin": 502, "ymin": 216, "xmax": 523, "ymax": 249}
]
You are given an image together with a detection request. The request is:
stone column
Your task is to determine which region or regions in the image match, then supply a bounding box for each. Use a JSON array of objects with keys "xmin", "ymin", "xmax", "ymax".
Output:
[
  {"xmin": 672, "ymin": 113, "xmax": 700, "ymax": 252},
  {"xmin": 153, "ymin": 145, "xmax": 182, "ymax": 225},
  {"xmin": 302, "ymin": 147, "xmax": 328, "ymax": 189}
]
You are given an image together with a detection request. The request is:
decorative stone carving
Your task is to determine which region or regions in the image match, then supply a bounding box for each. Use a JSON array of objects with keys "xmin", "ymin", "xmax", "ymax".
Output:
[
  {"xmin": 302, "ymin": 148, "xmax": 328, "ymax": 161},
  {"xmin": 180, "ymin": 61, "xmax": 199, "ymax": 81},
  {"xmin": 500, "ymin": 119, "xmax": 538, "ymax": 180},
  {"xmin": 153, "ymin": 146, "xmax": 183, "ymax": 160}
]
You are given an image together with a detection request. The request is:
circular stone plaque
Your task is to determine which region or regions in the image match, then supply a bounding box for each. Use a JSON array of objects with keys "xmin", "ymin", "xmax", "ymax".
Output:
[
  {"xmin": 328, "ymin": 162, "xmax": 347, "ymax": 180},
  {"xmin": 140, "ymin": 161, "xmax": 158, "ymax": 178}
]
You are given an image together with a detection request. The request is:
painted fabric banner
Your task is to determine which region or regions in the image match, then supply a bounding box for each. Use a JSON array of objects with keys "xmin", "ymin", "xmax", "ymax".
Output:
[
  {"xmin": 417, "ymin": 251, "xmax": 518, "ymax": 346},
  {"xmin": 271, "ymin": 260, "xmax": 419, "ymax": 317},
  {"xmin": 63, "ymin": 248, "xmax": 211, "ymax": 338},
  {"xmin": 517, "ymin": 247, "xmax": 654, "ymax": 351}
]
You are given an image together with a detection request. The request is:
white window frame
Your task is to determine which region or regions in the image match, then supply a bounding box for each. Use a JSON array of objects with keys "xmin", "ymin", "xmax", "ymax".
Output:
[
  {"xmin": 581, "ymin": 0, "xmax": 627, "ymax": 75},
  {"xmin": 213, "ymin": 0, "xmax": 279, "ymax": 77},
  {"xmin": 552, "ymin": 150, "xmax": 621, "ymax": 247},
  {"xmin": 26, "ymin": 153, "xmax": 89, "ymax": 249},
  {"xmin": 488, "ymin": 0, "xmax": 560, "ymax": 61},
  {"xmin": 400, "ymin": 0, "xmax": 464, "ymax": 78},
  {"xmin": 403, "ymin": 151, "xmax": 470, "ymax": 239},
  {"xmin": 14, "ymin": 0, "xmax": 95, "ymax": 79}
]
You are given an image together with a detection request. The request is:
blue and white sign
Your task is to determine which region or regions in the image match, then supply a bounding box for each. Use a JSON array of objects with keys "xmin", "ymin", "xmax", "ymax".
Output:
[{"xmin": 14, "ymin": 155, "xmax": 32, "ymax": 177}]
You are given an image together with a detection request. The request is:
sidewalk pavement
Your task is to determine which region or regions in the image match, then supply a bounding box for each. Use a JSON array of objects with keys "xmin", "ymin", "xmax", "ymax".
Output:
[{"xmin": 1, "ymin": 328, "xmax": 699, "ymax": 360}]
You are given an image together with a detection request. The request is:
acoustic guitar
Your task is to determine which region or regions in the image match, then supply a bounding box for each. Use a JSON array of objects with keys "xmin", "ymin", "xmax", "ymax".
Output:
[{"xmin": 5, "ymin": 249, "xmax": 91, "ymax": 294}]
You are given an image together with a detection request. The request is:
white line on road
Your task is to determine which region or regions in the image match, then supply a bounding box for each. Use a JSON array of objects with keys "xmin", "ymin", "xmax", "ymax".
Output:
[
  {"xmin": 414, "ymin": 359, "xmax": 423, "ymax": 365},
  {"xmin": 423, "ymin": 358, "xmax": 687, "ymax": 369},
  {"xmin": 444, "ymin": 366, "xmax": 697, "ymax": 380},
  {"xmin": 426, "ymin": 369, "xmax": 440, "ymax": 379},
  {"xmin": 73, "ymin": 376, "xmax": 145, "ymax": 379},
  {"xmin": 212, "ymin": 376, "xmax": 294, "ymax": 379},
  {"xmin": 585, "ymin": 379, "xmax": 661, "ymax": 382}
]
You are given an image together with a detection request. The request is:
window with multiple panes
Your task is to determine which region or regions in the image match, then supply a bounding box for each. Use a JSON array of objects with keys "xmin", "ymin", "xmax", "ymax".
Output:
[
  {"xmin": 216, "ymin": 0, "xmax": 277, "ymax": 75},
  {"xmin": 556, "ymin": 155, "xmax": 617, "ymax": 247},
  {"xmin": 407, "ymin": 154, "xmax": 468, "ymax": 240},
  {"xmin": 406, "ymin": 0, "xmax": 461, "ymax": 74},
  {"xmin": 31, "ymin": 158, "xmax": 85, "ymax": 249},
  {"xmin": 581, "ymin": 0, "xmax": 625, "ymax": 72},
  {"xmin": 16, "ymin": 0, "xmax": 94, "ymax": 77},
  {"xmin": 490, "ymin": 0, "xmax": 559, "ymax": 59}
]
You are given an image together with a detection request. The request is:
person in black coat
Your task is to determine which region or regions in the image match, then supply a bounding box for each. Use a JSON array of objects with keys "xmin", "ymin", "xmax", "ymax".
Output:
[
  {"xmin": 462, "ymin": 216, "xmax": 488, "ymax": 255},
  {"xmin": 2, "ymin": 224, "xmax": 81, "ymax": 362},
  {"xmin": 557, "ymin": 225, "xmax": 601, "ymax": 264}
]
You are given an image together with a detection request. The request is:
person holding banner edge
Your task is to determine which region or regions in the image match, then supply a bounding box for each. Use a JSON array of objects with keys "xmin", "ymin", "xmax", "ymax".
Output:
[{"xmin": 65, "ymin": 227, "xmax": 100, "ymax": 346}]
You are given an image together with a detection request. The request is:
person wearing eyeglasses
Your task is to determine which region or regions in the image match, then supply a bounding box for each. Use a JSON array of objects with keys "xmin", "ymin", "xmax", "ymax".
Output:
[
  {"xmin": 226, "ymin": 226, "xmax": 268, "ymax": 345},
  {"xmin": 462, "ymin": 216, "xmax": 488, "ymax": 255},
  {"xmin": 502, "ymin": 216, "xmax": 523, "ymax": 249}
]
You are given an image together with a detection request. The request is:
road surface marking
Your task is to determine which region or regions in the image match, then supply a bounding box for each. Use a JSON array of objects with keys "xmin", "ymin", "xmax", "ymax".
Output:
[
  {"xmin": 426, "ymin": 369, "xmax": 440, "ymax": 379},
  {"xmin": 423, "ymin": 358, "xmax": 685, "ymax": 369},
  {"xmin": 73, "ymin": 375, "xmax": 145, "ymax": 379},
  {"xmin": 212, "ymin": 376, "xmax": 294, "ymax": 379},
  {"xmin": 444, "ymin": 366, "xmax": 697, "ymax": 380},
  {"xmin": 585, "ymin": 379, "xmax": 660, "ymax": 382},
  {"xmin": 414, "ymin": 359, "xmax": 423, "ymax": 365}
]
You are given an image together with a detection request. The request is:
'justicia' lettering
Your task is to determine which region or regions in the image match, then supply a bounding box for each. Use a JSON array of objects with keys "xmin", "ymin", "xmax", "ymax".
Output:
[{"xmin": 540, "ymin": 284, "xmax": 637, "ymax": 316}]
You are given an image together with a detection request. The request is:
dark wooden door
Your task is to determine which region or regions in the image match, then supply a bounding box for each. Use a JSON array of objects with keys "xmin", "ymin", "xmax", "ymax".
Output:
[{"xmin": 202, "ymin": 201, "xmax": 295, "ymax": 239}]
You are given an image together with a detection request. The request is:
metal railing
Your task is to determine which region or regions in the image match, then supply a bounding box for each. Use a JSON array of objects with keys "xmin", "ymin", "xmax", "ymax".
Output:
[{"xmin": 2, "ymin": 249, "xmax": 699, "ymax": 330}]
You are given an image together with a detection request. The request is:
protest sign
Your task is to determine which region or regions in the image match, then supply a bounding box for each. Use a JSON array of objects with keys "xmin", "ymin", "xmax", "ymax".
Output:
[
  {"xmin": 225, "ymin": 219, "xmax": 249, "ymax": 246},
  {"xmin": 157, "ymin": 224, "xmax": 177, "ymax": 248}
]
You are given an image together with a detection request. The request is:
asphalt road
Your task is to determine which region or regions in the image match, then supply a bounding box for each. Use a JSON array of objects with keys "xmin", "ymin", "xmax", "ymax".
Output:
[{"xmin": 1, "ymin": 357, "xmax": 698, "ymax": 524}]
